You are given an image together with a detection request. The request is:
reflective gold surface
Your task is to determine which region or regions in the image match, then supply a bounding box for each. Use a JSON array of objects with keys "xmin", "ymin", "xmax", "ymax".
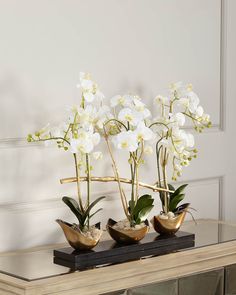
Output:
[
  {"xmin": 107, "ymin": 219, "xmax": 149, "ymax": 244},
  {"xmin": 56, "ymin": 220, "xmax": 102, "ymax": 250},
  {"xmin": 152, "ymin": 205, "xmax": 189, "ymax": 235}
]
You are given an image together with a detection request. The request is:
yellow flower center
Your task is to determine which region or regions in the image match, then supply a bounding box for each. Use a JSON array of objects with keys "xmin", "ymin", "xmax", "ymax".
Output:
[
  {"xmin": 121, "ymin": 141, "xmax": 128, "ymax": 148},
  {"xmin": 124, "ymin": 114, "xmax": 133, "ymax": 122}
]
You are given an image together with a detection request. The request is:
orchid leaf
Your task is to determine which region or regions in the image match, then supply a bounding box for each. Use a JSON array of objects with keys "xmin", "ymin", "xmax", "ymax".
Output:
[
  {"xmin": 133, "ymin": 194, "xmax": 154, "ymax": 220},
  {"xmin": 169, "ymin": 194, "xmax": 185, "ymax": 212},
  {"xmin": 169, "ymin": 184, "xmax": 188, "ymax": 200},
  {"xmin": 62, "ymin": 196, "xmax": 83, "ymax": 225},
  {"xmin": 89, "ymin": 208, "xmax": 103, "ymax": 220},
  {"xmin": 136, "ymin": 205, "xmax": 154, "ymax": 224},
  {"xmin": 84, "ymin": 196, "xmax": 106, "ymax": 218}
]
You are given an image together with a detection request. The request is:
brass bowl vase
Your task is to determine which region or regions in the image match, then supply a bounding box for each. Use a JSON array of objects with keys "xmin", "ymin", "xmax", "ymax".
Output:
[
  {"xmin": 152, "ymin": 203, "xmax": 190, "ymax": 235},
  {"xmin": 56, "ymin": 219, "xmax": 102, "ymax": 251},
  {"xmin": 107, "ymin": 218, "xmax": 149, "ymax": 244}
]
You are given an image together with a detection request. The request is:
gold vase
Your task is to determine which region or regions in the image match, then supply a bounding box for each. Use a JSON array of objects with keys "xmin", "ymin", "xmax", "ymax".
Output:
[
  {"xmin": 56, "ymin": 219, "xmax": 102, "ymax": 251},
  {"xmin": 152, "ymin": 204, "xmax": 189, "ymax": 235},
  {"xmin": 107, "ymin": 218, "xmax": 149, "ymax": 244}
]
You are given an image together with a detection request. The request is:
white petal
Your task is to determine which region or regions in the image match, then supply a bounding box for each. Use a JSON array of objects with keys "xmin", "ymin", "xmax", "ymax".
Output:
[
  {"xmin": 84, "ymin": 92, "xmax": 95, "ymax": 102},
  {"xmin": 196, "ymin": 106, "xmax": 204, "ymax": 117}
]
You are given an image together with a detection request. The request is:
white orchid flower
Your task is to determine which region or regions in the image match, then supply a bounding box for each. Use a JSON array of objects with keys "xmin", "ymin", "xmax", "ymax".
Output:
[
  {"xmin": 112, "ymin": 130, "xmax": 138, "ymax": 152},
  {"xmin": 177, "ymin": 97, "xmax": 190, "ymax": 109},
  {"xmin": 70, "ymin": 129, "xmax": 100, "ymax": 154},
  {"xmin": 159, "ymin": 138, "xmax": 175, "ymax": 153},
  {"xmin": 76, "ymin": 72, "xmax": 104, "ymax": 104},
  {"xmin": 184, "ymin": 133, "xmax": 194, "ymax": 148},
  {"xmin": 134, "ymin": 122, "xmax": 154, "ymax": 142},
  {"xmin": 154, "ymin": 95, "xmax": 170, "ymax": 106},
  {"xmin": 96, "ymin": 105, "xmax": 112, "ymax": 129},
  {"xmin": 118, "ymin": 108, "xmax": 142, "ymax": 126},
  {"xmin": 169, "ymin": 81, "xmax": 188, "ymax": 99},
  {"xmin": 195, "ymin": 105, "xmax": 204, "ymax": 117},
  {"xmin": 133, "ymin": 98, "xmax": 151, "ymax": 119},
  {"xmin": 187, "ymin": 91, "xmax": 200, "ymax": 113},
  {"xmin": 110, "ymin": 95, "xmax": 132, "ymax": 108},
  {"xmin": 83, "ymin": 92, "xmax": 95, "ymax": 103},
  {"xmin": 70, "ymin": 138, "xmax": 94, "ymax": 154},
  {"xmin": 171, "ymin": 112, "xmax": 185, "ymax": 127},
  {"xmin": 174, "ymin": 129, "xmax": 194, "ymax": 149},
  {"xmin": 95, "ymin": 90, "xmax": 105, "ymax": 103},
  {"xmin": 80, "ymin": 79, "xmax": 93, "ymax": 91}
]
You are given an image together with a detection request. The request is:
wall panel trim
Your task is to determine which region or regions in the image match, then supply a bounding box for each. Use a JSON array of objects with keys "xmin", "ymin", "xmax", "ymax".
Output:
[{"xmin": 0, "ymin": 176, "xmax": 223, "ymax": 213}]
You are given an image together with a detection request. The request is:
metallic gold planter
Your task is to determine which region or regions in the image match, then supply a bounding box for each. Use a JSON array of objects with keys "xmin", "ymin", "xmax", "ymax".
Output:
[
  {"xmin": 56, "ymin": 219, "xmax": 102, "ymax": 251},
  {"xmin": 152, "ymin": 204, "xmax": 189, "ymax": 235},
  {"xmin": 107, "ymin": 218, "xmax": 149, "ymax": 244}
]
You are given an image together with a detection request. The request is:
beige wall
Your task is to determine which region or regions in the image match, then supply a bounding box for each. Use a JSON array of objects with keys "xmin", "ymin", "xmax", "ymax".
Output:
[{"xmin": 0, "ymin": 0, "xmax": 235, "ymax": 252}]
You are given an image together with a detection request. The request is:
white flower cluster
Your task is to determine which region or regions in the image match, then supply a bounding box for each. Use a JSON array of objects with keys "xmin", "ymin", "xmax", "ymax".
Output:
[
  {"xmin": 109, "ymin": 95, "xmax": 154, "ymax": 154},
  {"xmin": 27, "ymin": 75, "xmax": 211, "ymax": 183},
  {"xmin": 76, "ymin": 72, "xmax": 104, "ymax": 103},
  {"xmin": 153, "ymin": 82, "xmax": 211, "ymax": 180},
  {"xmin": 28, "ymin": 73, "xmax": 112, "ymax": 165}
]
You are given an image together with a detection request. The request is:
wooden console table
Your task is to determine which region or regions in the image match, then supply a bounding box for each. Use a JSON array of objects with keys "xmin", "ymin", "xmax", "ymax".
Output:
[{"xmin": 1, "ymin": 219, "xmax": 236, "ymax": 295}]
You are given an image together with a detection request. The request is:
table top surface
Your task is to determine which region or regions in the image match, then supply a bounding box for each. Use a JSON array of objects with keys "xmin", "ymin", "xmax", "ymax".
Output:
[{"xmin": 0, "ymin": 219, "xmax": 236, "ymax": 282}]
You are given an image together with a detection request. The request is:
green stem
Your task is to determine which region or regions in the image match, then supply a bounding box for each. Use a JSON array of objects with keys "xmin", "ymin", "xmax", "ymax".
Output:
[
  {"xmin": 182, "ymin": 111, "xmax": 208, "ymax": 127},
  {"xmin": 162, "ymin": 148, "xmax": 169, "ymax": 214},
  {"xmin": 104, "ymin": 119, "xmax": 128, "ymax": 131},
  {"xmin": 156, "ymin": 142, "xmax": 162, "ymax": 188},
  {"xmin": 103, "ymin": 129, "xmax": 129, "ymax": 218},
  {"xmin": 149, "ymin": 122, "xmax": 169, "ymax": 130},
  {"xmin": 81, "ymin": 95, "xmax": 85, "ymax": 109},
  {"xmin": 86, "ymin": 153, "xmax": 91, "ymax": 228},
  {"xmin": 73, "ymin": 153, "xmax": 84, "ymax": 213},
  {"xmin": 130, "ymin": 154, "xmax": 136, "ymax": 227},
  {"xmin": 36, "ymin": 136, "xmax": 70, "ymax": 145}
]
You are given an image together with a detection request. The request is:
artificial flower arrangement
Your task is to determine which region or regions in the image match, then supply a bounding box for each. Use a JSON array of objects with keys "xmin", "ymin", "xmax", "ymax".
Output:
[{"xmin": 27, "ymin": 73, "xmax": 211, "ymax": 249}]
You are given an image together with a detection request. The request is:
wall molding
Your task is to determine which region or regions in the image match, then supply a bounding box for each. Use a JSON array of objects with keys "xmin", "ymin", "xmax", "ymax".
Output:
[
  {"xmin": 219, "ymin": 0, "xmax": 227, "ymax": 131},
  {"xmin": 0, "ymin": 176, "xmax": 223, "ymax": 214}
]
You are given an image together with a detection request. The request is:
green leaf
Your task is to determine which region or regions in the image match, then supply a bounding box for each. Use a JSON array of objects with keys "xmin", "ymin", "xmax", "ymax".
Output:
[
  {"xmin": 89, "ymin": 208, "xmax": 103, "ymax": 220},
  {"xmin": 169, "ymin": 184, "xmax": 188, "ymax": 201},
  {"xmin": 136, "ymin": 205, "xmax": 154, "ymax": 224},
  {"xmin": 133, "ymin": 194, "xmax": 154, "ymax": 219},
  {"xmin": 168, "ymin": 184, "xmax": 175, "ymax": 193},
  {"xmin": 62, "ymin": 196, "xmax": 83, "ymax": 225},
  {"xmin": 129, "ymin": 200, "xmax": 135, "ymax": 213},
  {"xmin": 169, "ymin": 194, "xmax": 185, "ymax": 212},
  {"xmin": 84, "ymin": 196, "xmax": 106, "ymax": 219}
]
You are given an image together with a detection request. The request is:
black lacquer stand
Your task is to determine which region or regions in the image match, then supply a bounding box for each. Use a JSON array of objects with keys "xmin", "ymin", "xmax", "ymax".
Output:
[{"xmin": 54, "ymin": 231, "xmax": 195, "ymax": 270}]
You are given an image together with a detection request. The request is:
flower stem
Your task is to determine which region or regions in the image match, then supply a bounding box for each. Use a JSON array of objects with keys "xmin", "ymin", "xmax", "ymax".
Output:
[
  {"xmin": 130, "ymin": 153, "xmax": 136, "ymax": 227},
  {"xmin": 162, "ymin": 148, "xmax": 169, "ymax": 214},
  {"xmin": 73, "ymin": 153, "xmax": 84, "ymax": 213},
  {"xmin": 103, "ymin": 126, "xmax": 129, "ymax": 219},
  {"xmin": 86, "ymin": 153, "xmax": 91, "ymax": 228}
]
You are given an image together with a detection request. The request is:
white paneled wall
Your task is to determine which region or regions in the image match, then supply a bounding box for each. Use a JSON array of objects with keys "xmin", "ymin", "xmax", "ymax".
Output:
[{"xmin": 0, "ymin": 0, "xmax": 235, "ymax": 252}]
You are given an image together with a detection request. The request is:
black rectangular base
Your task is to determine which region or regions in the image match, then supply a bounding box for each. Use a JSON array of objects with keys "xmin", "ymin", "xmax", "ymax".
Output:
[{"xmin": 54, "ymin": 231, "xmax": 195, "ymax": 270}]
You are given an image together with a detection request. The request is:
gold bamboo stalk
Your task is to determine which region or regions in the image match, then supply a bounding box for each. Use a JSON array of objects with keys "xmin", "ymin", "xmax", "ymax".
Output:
[{"xmin": 60, "ymin": 176, "xmax": 173, "ymax": 193}]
